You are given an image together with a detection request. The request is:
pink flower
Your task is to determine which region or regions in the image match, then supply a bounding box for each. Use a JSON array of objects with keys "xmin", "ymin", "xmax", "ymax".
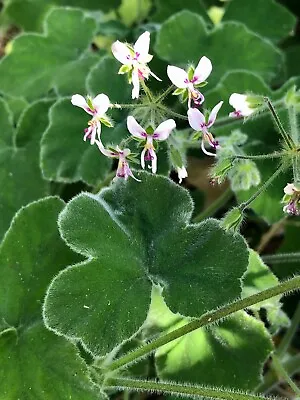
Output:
[
  {"xmin": 188, "ymin": 101, "xmax": 223, "ymax": 156},
  {"xmin": 167, "ymin": 56, "xmax": 212, "ymax": 108},
  {"xmin": 127, "ymin": 116, "xmax": 176, "ymax": 173},
  {"xmin": 229, "ymin": 93, "xmax": 254, "ymax": 118},
  {"xmin": 71, "ymin": 94, "xmax": 111, "ymax": 145},
  {"xmin": 112, "ymin": 31, "xmax": 161, "ymax": 99},
  {"xmin": 95, "ymin": 141, "xmax": 140, "ymax": 182},
  {"xmin": 282, "ymin": 183, "xmax": 300, "ymax": 216}
]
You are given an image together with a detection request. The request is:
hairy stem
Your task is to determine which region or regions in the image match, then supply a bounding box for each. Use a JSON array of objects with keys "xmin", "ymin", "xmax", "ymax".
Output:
[
  {"xmin": 193, "ymin": 188, "xmax": 233, "ymax": 223},
  {"xmin": 105, "ymin": 377, "xmax": 269, "ymax": 400},
  {"xmin": 158, "ymin": 104, "xmax": 188, "ymax": 120},
  {"xmin": 103, "ymin": 276, "xmax": 300, "ymax": 372},
  {"xmin": 232, "ymin": 152, "xmax": 286, "ymax": 161},
  {"xmin": 264, "ymin": 97, "xmax": 295, "ymax": 150},
  {"xmin": 262, "ymin": 252, "xmax": 300, "ymax": 264},
  {"xmin": 239, "ymin": 163, "xmax": 286, "ymax": 211},
  {"xmin": 154, "ymin": 85, "xmax": 175, "ymax": 103},
  {"xmin": 256, "ymin": 218, "xmax": 286, "ymax": 254}
]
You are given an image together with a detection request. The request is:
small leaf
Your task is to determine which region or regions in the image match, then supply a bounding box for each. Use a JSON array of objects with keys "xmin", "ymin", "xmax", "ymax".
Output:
[
  {"xmin": 155, "ymin": 11, "xmax": 283, "ymax": 85},
  {"xmin": 222, "ymin": 0, "xmax": 296, "ymax": 43},
  {"xmin": 0, "ymin": 197, "xmax": 100, "ymax": 399},
  {"xmin": 0, "ymin": 8, "xmax": 97, "ymax": 99},
  {"xmin": 40, "ymin": 98, "xmax": 112, "ymax": 186}
]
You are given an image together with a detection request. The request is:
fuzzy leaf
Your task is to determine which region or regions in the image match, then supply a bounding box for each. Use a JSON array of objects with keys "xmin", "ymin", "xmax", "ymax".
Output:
[
  {"xmin": 152, "ymin": 0, "xmax": 210, "ymax": 23},
  {"xmin": 40, "ymin": 98, "xmax": 112, "ymax": 186},
  {"xmin": 44, "ymin": 172, "xmax": 249, "ymax": 356},
  {"xmin": 0, "ymin": 8, "xmax": 97, "ymax": 100},
  {"xmin": 155, "ymin": 11, "xmax": 283, "ymax": 85},
  {"xmin": 0, "ymin": 197, "xmax": 100, "ymax": 399}
]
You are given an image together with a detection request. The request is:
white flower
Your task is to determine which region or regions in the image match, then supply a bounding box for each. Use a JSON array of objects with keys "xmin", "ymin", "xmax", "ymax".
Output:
[
  {"xmin": 111, "ymin": 31, "xmax": 161, "ymax": 99},
  {"xmin": 188, "ymin": 101, "xmax": 223, "ymax": 157},
  {"xmin": 167, "ymin": 56, "xmax": 212, "ymax": 108},
  {"xmin": 127, "ymin": 116, "xmax": 176, "ymax": 173},
  {"xmin": 229, "ymin": 93, "xmax": 254, "ymax": 118},
  {"xmin": 177, "ymin": 166, "xmax": 188, "ymax": 184},
  {"xmin": 71, "ymin": 93, "xmax": 111, "ymax": 145}
]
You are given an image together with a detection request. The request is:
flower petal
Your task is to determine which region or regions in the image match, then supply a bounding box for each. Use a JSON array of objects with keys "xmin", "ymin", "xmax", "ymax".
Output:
[
  {"xmin": 149, "ymin": 69, "xmax": 162, "ymax": 82},
  {"xmin": 127, "ymin": 116, "xmax": 146, "ymax": 139},
  {"xmin": 177, "ymin": 166, "xmax": 188, "ymax": 183},
  {"xmin": 134, "ymin": 31, "xmax": 150, "ymax": 62},
  {"xmin": 94, "ymin": 140, "xmax": 119, "ymax": 158},
  {"xmin": 140, "ymin": 147, "xmax": 146, "ymax": 169},
  {"xmin": 71, "ymin": 94, "xmax": 92, "ymax": 115},
  {"xmin": 188, "ymin": 108, "xmax": 206, "ymax": 131},
  {"xmin": 167, "ymin": 65, "xmax": 188, "ymax": 89},
  {"xmin": 150, "ymin": 148, "xmax": 157, "ymax": 174},
  {"xmin": 153, "ymin": 119, "xmax": 176, "ymax": 141},
  {"xmin": 93, "ymin": 93, "xmax": 110, "ymax": 116},
  {"xmin": 131, "ymin": 69, "xmax": 140, "ymax": 99},
  {"xmin": 207, "ymin": 101, "xmax": 223, "ymax": 127},
  {"xmin": 284, "ymin": 183, "xmax": 296, "ymax": 195},
  {"xmin": 193, "ymin": 56, "xmax": 212, "ymax": 83},
  {"xmin": 111, "ymin": 40, "xmax": 132, "ymax": 65},
  {"xmin": 229, "ymin": 93, "xmax": 252, "ymax": 117}
]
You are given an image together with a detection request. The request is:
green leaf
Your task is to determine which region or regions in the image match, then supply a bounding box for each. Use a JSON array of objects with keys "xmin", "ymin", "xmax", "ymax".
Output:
[
  {"xmin": 118, "ymin": 0, "xmax": 152, "ymax": 27},
  {"xmin": 222, "ymin": 0, "xmax": 296, "ymax": 43},
  {"xmin": 44, "ymin": 173, "xmax": 249, "ymax": 355},
  {"xmin": 0, "ymin": 99, "xmax": 53, "ymax": 240},
  {"xmin": 40, "ymin": 98, "xmax": 112, "ymax": 186},
  {"xmin": 0, "ymin": 8, "xmax": 97, "ymax": 100},
  {"xmin": 242, "ymin": 250, "xmax": 289, "ymax": 333},
  {"xmin": 153, "ymin": 292, "xmax": 273, "ymax": 390},
  {"xmin": 152, "ymin": 0, "xmax": 210, "ymax": 24},
  {"xmin": 1, "ymin": 0, "xmax": 121, "ymax": 32},
  {"xmin": 155, "ymin": 11, "xmax": 283, "ymax": 85},
  {"xmin": 0, "ymin": 197, "xmax": 100, "ymax": 399}
]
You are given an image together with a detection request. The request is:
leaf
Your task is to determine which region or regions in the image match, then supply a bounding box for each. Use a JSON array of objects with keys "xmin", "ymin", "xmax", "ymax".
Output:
[
  {"xmin": 222, "ymin": 0, "xmax": 296, "ymax": 43},
  {"xmin": 152, "ymin": 0, "xmax": 210, "ymax": 24},
  {"xmin": 118, "ymin": 0, "xmax": 152, "ymax": 27},
  {"xmin": 242, "ymin": 250, "xmax": 289, "ymax": 333},
  {"xmin": 0, "ymin": 197, "xmax": 101, "ymax": 399},
  {"xmin": 0, "ymin": 99, "xmax": 53, "ymax": 240},
  {"xmin": 43, "ymin": 172, "xmax": 249, "ymax": 356},
  {"xmin": 40, "ymin": 98, "xmax": 112, "ymax": 186},
  {"xmin": 0, "ymin": 8, "xmax": 97, "ymax": 100},
  {"xmin": 153, "ymin": 291, "xmax": 273, "ymax": 390},
  {"xmin": 155, "ymin": 11, "xmax": 283, "ymax": 85},
  {"xmin": 1, "ymin": 0, "xmax": 121, "ymax": 32}
]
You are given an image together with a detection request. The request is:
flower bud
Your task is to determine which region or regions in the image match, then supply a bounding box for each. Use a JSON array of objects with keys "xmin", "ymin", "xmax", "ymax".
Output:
[{"xmin": 221, "ymin": 207, "xmax": 244, "ymax": 233}]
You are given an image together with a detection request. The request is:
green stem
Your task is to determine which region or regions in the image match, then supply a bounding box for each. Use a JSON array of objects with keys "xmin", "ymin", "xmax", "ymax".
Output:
[
  {"xmin": 256, "ymin": 354, "xmax": 300, "ymax": 393},
  {"xmin": 193, "ymin": 188, "xmax": 233, "ymax": 223},
  {"xmin": 264, "ymin": 97, "xmax": 295, "ymax": 150},
  {"xmin": 239, "ymin": 163, "xmax": 286, "ymax": 211},
  {"xmin": 158, "ymin": 104, "xmax": 188, "ymax": 120},
  {"xmin": 262, "ymin": 252, "xmax": 300, "ymax": 264},
  {"xmin": 103, "ymin": 276, "xmax": 300, "ymax": 372},
  {"xmin": 288, "ymin": 106, "xmax": 300, "ymax": 183},
  {"xmin": 154, "ymin": 85, "xmax": 175, "ymax": 103},
  {"xmin": 271, "ymin": 354, "xmax": 300, "ymax": 397},
  {"xmin": 277, "ymin": 301, "xmax": 300, "ymax": 357},
  {"xmin": 106, "ymin": 377, "xmax": 269, "ymax": 400},
  {"xmin": 232, "ymin": 152, "xmax": 286, "ymax": 161},
  {"xmin": 141, "ymin": 80, "xmax": 153, "ymax": 102},
  {"xmin": 111, "ymin": 103, "xmax": 148, "ymax": 109}
]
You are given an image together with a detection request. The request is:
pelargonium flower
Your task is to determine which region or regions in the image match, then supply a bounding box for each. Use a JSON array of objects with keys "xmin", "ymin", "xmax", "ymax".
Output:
[
  {"xmin": 95, "ymin": 140, "xmax": 140, "ymax": 182},
  {"xmin": 229, "ymin": 93, "xmax": 255, "ymax": 118},
  {"xmin": 282, "ymin": 183, "xmax": 300, "ymax": 216},
  {"xmin": 188, "ymin": 101, "xmax": 223, "ymax": 156},
  {"xmin": 111, "ymin": 31, "xmax": 161, "ymax": 99},
  {"xmin": 71, "ymin": 93, "xmax": 112, "ymax": 145},
  {"xmin": 167, "ymin": 56, "xmax": 212, "ymax": 108},
  {"xmin": 127, "ymin": 116, "xmax": 176, "ymax": 174}
]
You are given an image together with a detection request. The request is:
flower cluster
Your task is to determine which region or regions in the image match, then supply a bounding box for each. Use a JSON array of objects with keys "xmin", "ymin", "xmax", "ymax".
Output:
[
  {"xmin": 71, "ymin": 31, "xmax": 262, "ymax": 184},
  {"xmin": 282, "ymin": 183, "xmax": 300, "ymax": 216}
]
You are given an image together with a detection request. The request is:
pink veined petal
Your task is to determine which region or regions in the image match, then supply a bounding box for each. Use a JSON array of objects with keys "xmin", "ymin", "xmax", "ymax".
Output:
[
  {"xmin": 131, "ymin": 68, "xmax": 140, "ymax": 99},
  {"xmin": 149, "ymin": 69, "xmax": 162, "ymax": 82},
  {"xmin": 127, "ymin": 116, "xmax": 147, "ymax": 139},
  {"xmin": 96, "ymin": 120, "xmax": 101, "ymax": 142},
  {"xmin": 90, "ymin": 124, "xmax": 98, "ymax": 145},
  {"xmin": 111, "ymin": 40, "xmax": 132, "ymax": 65},
  {"xmin": 229, "ymin": 93, "xmax": 247, "ymax": 109},
  {"xmin": 207, "ymin": 101, "xmax": 223, "ymax": 128},
  {"xmin": 71, "ymin": 94, "xmax": 92, "ymax": 115},
  {"xmin": 92, "ymin": 93, "xmax": 110, "ymax": 116},
  {"xmin": 94, "ymin": 140, "xmax": 119, "ymax": 158},
  {"xmin": 149, "ymin": 148, "xmax": 157, "ymax": 174},
  {"xmin": 188, "ymin": 108, "xmax": 206, "ymax": 131},
  {"xmin": 153, "ymin": 119, "xmax": 176, "ymax": 141},
  {"xmin": 140, "ymin": 147, "xmax": 146, "ymax": 169},
  {"xmin": 134, "ymin": 31, "xmax": 150, "ymax": 62},
  {"xmin": 201, "ymin": 139, "xmax": 216, "ymax": 157},
  {"xmin": 167, "ymin": 65, "xmax": 189, "ymax": 89},
  {"xmin": 193, "ymin": 56, "xmax": 212, "ymax": 84},
  {"xmin": 83, "ymin": 126, "xmax": 92, "ymax": 142}
]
